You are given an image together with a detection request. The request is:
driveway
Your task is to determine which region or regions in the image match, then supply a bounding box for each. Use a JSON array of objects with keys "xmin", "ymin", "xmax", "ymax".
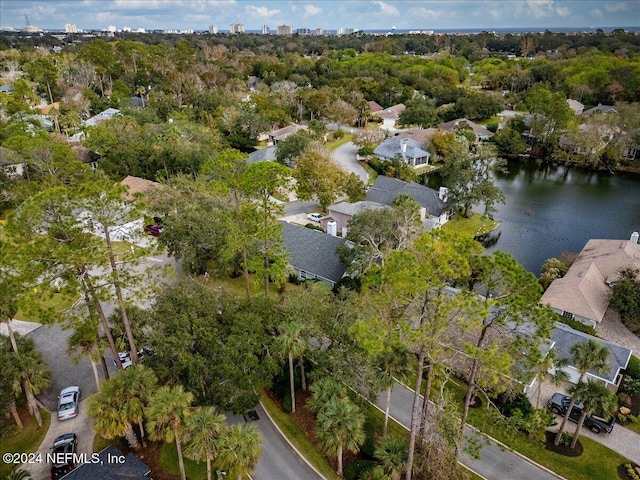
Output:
[
  {"xmin": 227, "ymin": 404, "xmax": 324, "ymax": 480},
  {"xmin": 20, "ymin": 399, "xmax": 94, "ymax": 480},
  {"xmin": 331, "ymin": 142, "xmax": 369, "ymax": 184},
  {"xmin": 597, "ymin": 307, "xmax": 640, "ymax": 359},
  {"xmin": 379, "ymin": 381, "xmax": 563, "ymax": 480}
]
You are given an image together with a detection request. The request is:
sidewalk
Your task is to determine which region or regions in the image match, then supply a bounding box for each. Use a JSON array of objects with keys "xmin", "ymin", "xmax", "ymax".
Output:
[{"xmin": 379, "ymin": 381, "xmax": 564, "ymax": 480}]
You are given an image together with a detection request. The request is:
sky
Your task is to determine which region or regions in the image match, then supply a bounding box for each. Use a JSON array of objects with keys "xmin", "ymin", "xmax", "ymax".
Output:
[{"xmin": 0, "ymin": 0, "xmax": 638, "ymax": 32}]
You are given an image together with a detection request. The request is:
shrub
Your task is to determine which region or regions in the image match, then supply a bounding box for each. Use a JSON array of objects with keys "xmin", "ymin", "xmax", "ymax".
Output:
[
  {"xmin": 494, "ymin": 391, "xmax": 533, "ymax": 418},
  {"xmin": 625, "ymin": 463, "xmax": 640, "ymax": 480},
  {"xmin": 560, "ymin": 431, "xmax": 573, "ymax": 447},
  {"xmin": 282, "ymin": 390, "xmax": 293, "ymax": 413},
  {"xmin": 557, "ymin": 316, "xmax": 597, "ymax": 336},
  {"xmin": 486, "ymin": 122, "xmax": 499, "ymax": 133},
  {"xmin": 626, "ymin": 356, "xmax": 640, "ymax": 380}
]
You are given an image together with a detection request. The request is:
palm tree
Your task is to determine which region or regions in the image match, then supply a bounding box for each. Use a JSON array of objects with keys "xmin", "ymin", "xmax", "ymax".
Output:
[
  {"xmin": 307, "ymin": 377, "xmax": 345, "ymax": 415},
  {"xmin": 15, "ymin": 352, "xmax": 51, "ymax": 428},
  {"xmin": 374, "ymin": 436, "xmax": 409, "ymax": 480},
  {"xmin": 146, "ymin": 385, "xmax": 194, "ymax": 480},
  {"xmin": 533, "ymin": 350, "xmax": 569, "ymax": 408},
  {"xmin": 120, "ymin": 365, "xmax": 158, "ymax": 448},
  {"xmin": 217, "ymin": 423, "xmax": 262, "ymax": 480},
  {"xmin": 183, "ymin": 406, "xmax": 227, "ymax": 480},
  {"xmin": 377, "ymin": 346, "xmax": 411, "ymax": 436},
  {"xmin": 0, "ymin": 346, "xmax": 23, "ymax": 429},
  {"xmin": 3, "ymin": 468, "xmax": 32, "ymax": 480},
  {"xmin": 567, "ymin": 380, "xmax": 617, "ymax": 449},
  {"xmin": 274, "ymin": 321, "xmax": 306, "ymax": 413},
  {"xmin": 316, "ymin": 397, "xmax": 365, "ymax": 477},
  {"xmin": 88, "ymin": 376, "xmax": 141, "ymax": 450},
  {"xmin": 554, "ymin": 339, "xmax": 610, "ymax": 446}
]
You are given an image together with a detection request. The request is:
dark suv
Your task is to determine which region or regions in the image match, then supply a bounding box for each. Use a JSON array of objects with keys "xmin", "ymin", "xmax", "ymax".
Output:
[
  {"xmin": 547, "ymin": 392, "xmax": 615, "ymax": 434},
  {"xmin": 50, "ymin": 433, "xmax": 77, "ymax": 479}
]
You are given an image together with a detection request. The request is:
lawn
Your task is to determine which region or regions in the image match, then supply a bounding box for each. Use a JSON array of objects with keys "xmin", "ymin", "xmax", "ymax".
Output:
[
  {"xmin": 361, "ymin": 162, "xmax": 379, "ymax": 185},
  {"xmin": 441, "ymin": 212, "xmax": 499, "ymax": 237},
  {"xmin": 260, "ymin": 392, "xmax": 341, "ymax": 480},
  {"xmin": 159, "ymin": 441, "xmax": 214, "ymax": 480},
  {"xmin": 443, "ymin": 379, "xmax": 630, "ymax": 480},
  {"xmin": 326, "ymin": 133, "xmax": 353, "ymax": 151},
  {"xmin": 0, "ymin": 408, "xmax": 50, "ymax": 477}
]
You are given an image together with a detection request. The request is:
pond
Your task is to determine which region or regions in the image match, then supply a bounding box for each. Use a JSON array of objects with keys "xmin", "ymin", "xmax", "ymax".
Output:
[{"xmin": 427, "ymin": 160, "xmax": 640, "ymax": 275}]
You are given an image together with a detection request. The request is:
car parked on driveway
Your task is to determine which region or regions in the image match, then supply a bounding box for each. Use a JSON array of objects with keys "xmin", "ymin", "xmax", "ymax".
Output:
[
  {"xmin": 306, "ymin": 213, "xmax": 324, "ymax": 222},
  {"xmin": 57, "ymin": 386, "xmax": 80, "ymax": 421},
  {"xmin": 50, "ymin": 433, "xmax": 77, "ymax": 479},
  {"xmin": 547, "ymin": 392, "xmax": 615, "ymax": 434},
  {"xmin": 143, "ymin": 224, "xmax": 164, "ymax": 237},
  {"xmin": 114, "ymin": 347, "xmax": 154, "ymax": 369}
]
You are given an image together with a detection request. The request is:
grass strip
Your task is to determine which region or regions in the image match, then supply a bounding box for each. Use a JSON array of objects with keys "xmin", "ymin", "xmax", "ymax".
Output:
[{"xmin": 0, "ymin": 410, "xmax": 50, "ymax": 477}]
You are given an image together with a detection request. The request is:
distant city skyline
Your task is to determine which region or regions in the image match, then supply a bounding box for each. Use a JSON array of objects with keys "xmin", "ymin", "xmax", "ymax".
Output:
[{"xmin": 1, "ymin": 0, "xmax": 638, "ymax": 32}]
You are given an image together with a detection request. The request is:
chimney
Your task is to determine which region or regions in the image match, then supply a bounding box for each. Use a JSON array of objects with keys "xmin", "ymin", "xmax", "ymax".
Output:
[
  {"xmin": 438, "ymin": 186, "xmax": 448, "ymax": 202},
  {"xmin": 327, "ymin": 220, "xmax": 337, "ymax": 237},
  {"xmin": 631, "ymin": 232, "xmax": 639, "ymax": 244},
  {"xmin": 401, "ymin": 139, "xmax": 407, "ymax": 153}
]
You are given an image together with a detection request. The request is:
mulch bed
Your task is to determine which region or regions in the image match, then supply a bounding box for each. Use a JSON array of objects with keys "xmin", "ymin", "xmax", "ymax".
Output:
[
  {"xmin": 111, "ymin": 439, "xmax": 180, "ymax": 480},
  {"xmin": 618, "ymin": 462, "xmax": 640, "ymax": 480},
  {"xmin": 544, "ymin": 430, "xmax": 583, "ymax": 457},
  {"xmin": 266, "ymin": 389, "xmax": 362, "ymax": 473}
]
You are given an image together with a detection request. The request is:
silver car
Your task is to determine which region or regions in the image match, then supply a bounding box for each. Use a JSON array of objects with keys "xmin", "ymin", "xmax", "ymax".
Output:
[{"xmin": 57, "ymin": 386, "xmax": 80, "ymax": 421}]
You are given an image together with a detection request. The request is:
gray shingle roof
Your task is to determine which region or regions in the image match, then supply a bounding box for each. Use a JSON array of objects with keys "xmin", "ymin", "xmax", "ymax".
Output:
[
  {"xmin": 583, "ymin": 104, "xmax": 617, "ymax": 117},
  {"xmin": 281, "ymin": 222, "xmax": 346, "ymax": 284},
  {"xmin": 328, "ymin": 200, "xmax": 388, "ymax": 216},
  {"xmin": 550, "ymin": 322, "xmax": 632, "ymax": 384},
  {"xmin": 248, "ymin": 145, "xmax": 277, "ymax": 164},
  {"xmin": 365, "ymin": 176, "xmax": 446, "ymax": 217},
  {"xmin": 373, "ymin": 137, "xmax": 430, "ymax": 161},
  {"xmin": 60, "ymin": 446, "xmax": 151, "ymax": 480}
]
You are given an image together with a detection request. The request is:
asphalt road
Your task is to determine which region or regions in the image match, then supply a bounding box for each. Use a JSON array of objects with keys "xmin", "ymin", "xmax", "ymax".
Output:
[
  {"xmin": 227, "ymin": 405, "xmax": 323, "ymax": 480},
  {"xmin": 378, "ymin": 381, "xmax": 564, "ymax": 480},
  {"xmin": 331, "ymin": 141, "xmax": 369, "ymax": 184}
]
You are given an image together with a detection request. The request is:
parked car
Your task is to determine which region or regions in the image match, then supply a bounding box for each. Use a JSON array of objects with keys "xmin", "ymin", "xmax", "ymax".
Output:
[
  {"xmin": 114, "ymin": 347, "xmax": 154, "ymax": 369},
  {"xmin": 547, "ymin": 392, "xmax": 615, "ymax": 434},
  {"xmin": 50, "ymin": 433, "xmax": 77, "ymax": 479},
  {"xmin": 143, "ymin": 224, "xmax": 164, "ymax": 237},
  {"xmin": 306, "ymin": 213, "xmax": 323, "ymax": 222},
  {"xmin": 57, "ymin": 386, "xmax": 80, "ymax": 421}
]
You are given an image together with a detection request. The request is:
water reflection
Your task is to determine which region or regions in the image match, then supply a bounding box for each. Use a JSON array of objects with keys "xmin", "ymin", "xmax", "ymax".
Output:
[{"xmin": 425, "ymin": 159, "xmax": 640, "ymax": 275}]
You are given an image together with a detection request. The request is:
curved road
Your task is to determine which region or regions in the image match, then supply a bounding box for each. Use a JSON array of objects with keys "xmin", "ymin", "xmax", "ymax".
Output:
[{"xmin": 332, "ymin": 141, "xmax": 369, "ymax": 184}]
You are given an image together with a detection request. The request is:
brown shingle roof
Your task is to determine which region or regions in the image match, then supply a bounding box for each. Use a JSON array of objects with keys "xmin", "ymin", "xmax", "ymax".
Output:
[
  {"xmin": 120, "ymin": 176, "xmax": 162, "ymax": 201},
  {"xmin": 541, "ymin": 239, "xmax": 640, "ymax": 323}
]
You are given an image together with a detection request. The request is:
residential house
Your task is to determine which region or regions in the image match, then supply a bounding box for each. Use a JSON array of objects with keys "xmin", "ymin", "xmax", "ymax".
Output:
[
  {"xmin": 367, "ymin": 100, "xmax": 384, "ymax": 115},
  {"xmin": 439, "ymin": 118, "xmax": 494, "ymax": 141},
  {"xmin": 375, "ymin": 103, "xmax": 406, "ymax": 128},
  {"xmin": 120, "ymin": 175, "xmax": 163, "ymax": 202},
  {"xmin": 541, "ymin": 236, "xmax": 640, "ymax": 327},
  {"xmin": 583, "ymin": 104, "xmax": 618, "ymax": 117},
  {"xmin": 566, "ymin": 99, "xmax": 585, "ymax": 115},
  {"xmin": 394, "ymin": 127, "xmax": 438, "ymax": 147},
  {"xmin": 373, "ymin": 137, "xmax": 430, "ymax": 169},
  {"xmin": 267, "ymin": 123, "xmax": 308, "ymax": 145},
  {"xmin": 549, "ymin": 322, "xmax": 631, "ymax": 390},
  {"xmin": 558, "ymin": 123, "xmax": 615, "ymax": 157},
  {"xmin": 323, "ymin": 200, "xmax": 389, "ymax": 237},
  {"xmin": 0, "ymin": 146, "xmax": 25, "ymax": 178},
  {"xmin": 71, "ymin": 145, "xmax": 99, "ymax": 170},
  {"xmin": 365, "ymin": 175, "xmax": 449, "ymax": 228},
  {"xmin": 248, "ymin": 145, "xmax": 277, "ymax": 164},
  {"xmin": 60, "ymin": 445, "xmax": 151, "ymax": 480},
  {"xmin": 84, "ymin": 108, "xmax": 120, "ymax": 127},
  {"xmin": 37, "ymin": 102, "xmax": 60, "ymax": 115},
  {"xmin": 281, "ymin": 221, "xmax": 347, "ymax": 286}
]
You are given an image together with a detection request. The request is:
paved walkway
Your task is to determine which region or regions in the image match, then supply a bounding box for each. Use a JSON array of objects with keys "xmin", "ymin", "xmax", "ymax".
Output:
[
  {"xmin": 379, "ymin": 381, "xmax": 564, "ymax": 480},
  {"xmin": 597, "ymin": 307, "xmax": 640, "ymax": 358}
]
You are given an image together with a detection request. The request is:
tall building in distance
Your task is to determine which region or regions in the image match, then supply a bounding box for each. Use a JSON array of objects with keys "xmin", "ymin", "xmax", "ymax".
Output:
[
  {"xmin": 64, "ymin": 23, "xmax": 78, "ymax": 33},
  {"xmin": 208, "ymin": 24, "xmax": 218, "ymax": 34},
  {"xmin": 230, "ymin": 23, "xmax": 245, "ymax": 34},
  {"xmin": 276, "ymin": 25, "xmax": 292, "ymax": 35},
  {"xmin": 261, "ymin": 24, "xmax": 270, "ymax": 35},
  {"xmin": 315, "ymin": 28, "xmax": 324, "ymax": 36},
  {"xmin": 296, "ymin": 28, "xmax": 311, "ymax": 35}
]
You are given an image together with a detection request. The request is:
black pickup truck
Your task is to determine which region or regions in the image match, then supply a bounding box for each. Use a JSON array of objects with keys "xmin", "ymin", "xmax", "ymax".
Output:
[{"xmin": 548, "ymin": 392, "xmax": 615, "ymax": 434}]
